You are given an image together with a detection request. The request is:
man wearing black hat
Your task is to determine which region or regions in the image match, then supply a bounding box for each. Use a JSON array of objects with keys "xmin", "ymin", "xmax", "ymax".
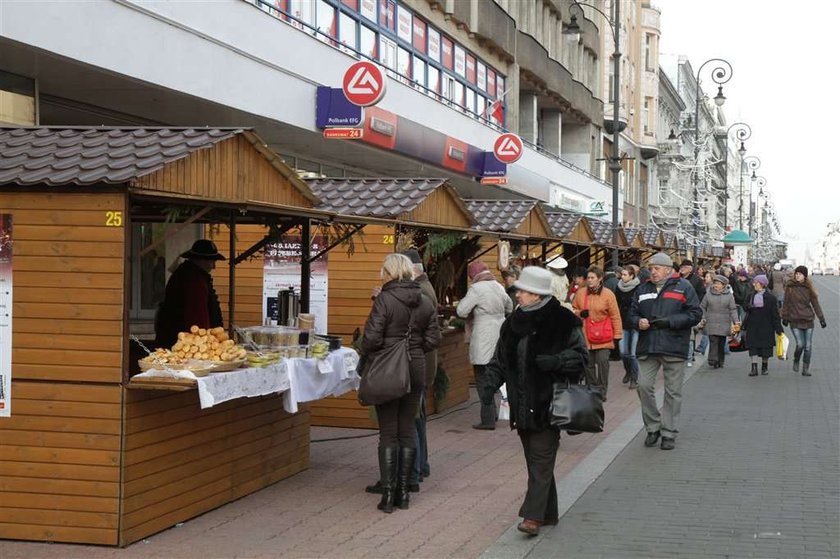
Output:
[
  {"xmin": 154, "ymin": 239, "xmax": 225, "ymax": 349},
  {"xmin": 679, "ymin": 259, "xmax": 706, "ymax": 303}
]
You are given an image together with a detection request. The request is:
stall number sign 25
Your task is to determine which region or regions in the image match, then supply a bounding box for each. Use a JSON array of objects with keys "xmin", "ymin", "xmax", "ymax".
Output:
[{"xmin": 105, "ymin": 211, "xmax": 123, "ymax": 226}]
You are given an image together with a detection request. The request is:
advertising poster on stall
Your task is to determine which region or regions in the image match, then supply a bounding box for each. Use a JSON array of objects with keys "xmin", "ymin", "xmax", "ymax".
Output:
[
  {"xmin": 0, "ymin": 215, "xmax": 12, "ymax": 417},
  {"xmin": 263, "ymin": 236, "xmax": 328, "ymax": 334}
]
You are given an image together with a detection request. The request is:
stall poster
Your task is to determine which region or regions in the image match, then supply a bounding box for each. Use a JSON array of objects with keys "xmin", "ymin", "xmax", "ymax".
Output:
[
  {"xmin": 263, "ymin": 235, "xmax": 328, "ymax": 334},
  {"xmin": 0, "ymin": 215, "xmax": 12, "ymax": 417}
]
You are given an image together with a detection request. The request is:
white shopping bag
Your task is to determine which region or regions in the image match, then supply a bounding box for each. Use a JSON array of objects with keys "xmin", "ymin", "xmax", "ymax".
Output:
[{"xmin": 498, "ymin": 383, "xmax": 510, "ymax": 421}]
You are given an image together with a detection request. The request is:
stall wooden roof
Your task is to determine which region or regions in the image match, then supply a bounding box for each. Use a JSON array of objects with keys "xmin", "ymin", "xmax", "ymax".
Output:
[
  {"xmin": 544, "ymin": 211, "xmax": 593, "ymax": 244},
  {"xmin": 623, "ymin": 227, "xmax": 645, "ymax": 249},
  {"xmin": 587, "ymin": 217, "xmax": 627, "ymax": 247},
  {"xmin": 0, "ymin": 126, "xmax": 321, "ymax": 213},
  {"xmin": 463, "ymin": 199, "xmax": 553, "ymax": 240},
  {"xmin": 641, "ymin": 227, "xmax": 665, "ymax": 248},
  {"xmin": 305, "ymin": 178, "xmax": 475, "ymax": 230}
]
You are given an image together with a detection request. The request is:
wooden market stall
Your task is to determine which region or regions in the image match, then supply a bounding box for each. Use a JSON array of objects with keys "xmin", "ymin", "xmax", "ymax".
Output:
[
  {"xmin": 639, "ymin": 227, "xmax": 666, "ymax": 262},
  {"xmin": 301, "ymin": 178, "xmax": 478, "ymax": 428},
  {"xmin": 581, "ymin": 217, "xmax": 628, "ymax": 269},
  {"xmin": 0, "ymin": 127, "xmax": 339, "ymax": 546},
  {"xmin": 619, "ymin": 226, "xmax": 654, "ymax": 265},
  {"xmin": 542, "ymin": 210, "xmax": 596, "ymax": 272}
]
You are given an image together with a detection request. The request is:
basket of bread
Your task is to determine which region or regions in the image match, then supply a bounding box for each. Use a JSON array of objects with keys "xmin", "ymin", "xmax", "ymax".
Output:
[{"xmin": 139, "ymin": 326, "xmax": 247, "ymax": 376}]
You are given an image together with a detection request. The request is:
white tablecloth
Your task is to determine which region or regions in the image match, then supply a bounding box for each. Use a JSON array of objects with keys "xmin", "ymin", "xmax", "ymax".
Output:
[{"xmin": 132, "ymin": 347, "xmax": 360, "ymax": 413}]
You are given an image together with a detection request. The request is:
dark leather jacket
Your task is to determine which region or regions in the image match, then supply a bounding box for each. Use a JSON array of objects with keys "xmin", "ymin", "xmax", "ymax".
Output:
[{"xmin": 362, "ymin": 279, "xmax": 440, "ymax": 362}]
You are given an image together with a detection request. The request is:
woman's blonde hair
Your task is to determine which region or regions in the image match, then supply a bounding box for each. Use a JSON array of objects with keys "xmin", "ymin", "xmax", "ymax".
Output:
[{"xmin": 381, "ymin": 253, "xmax": 415, "ymax": 282}]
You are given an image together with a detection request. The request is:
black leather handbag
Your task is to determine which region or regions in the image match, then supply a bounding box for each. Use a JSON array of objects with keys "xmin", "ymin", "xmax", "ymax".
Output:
[
  {"xmin": 549, "ymin": 381, "xmax": 605, "ymax": 433},
  {"xmin": 357, "ymin": 312, "xmax": 413, "ymax": 407}
]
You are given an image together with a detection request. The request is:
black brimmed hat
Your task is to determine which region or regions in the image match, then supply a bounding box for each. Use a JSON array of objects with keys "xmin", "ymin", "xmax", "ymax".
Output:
[{"xmin": 181, "ymin": 239, "xmax": 226, "ymax": 261}]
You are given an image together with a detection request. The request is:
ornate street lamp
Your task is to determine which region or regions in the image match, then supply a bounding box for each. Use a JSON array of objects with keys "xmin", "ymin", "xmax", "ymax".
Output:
[
  {"xmin": 740, "ymin": 155, "xmax": 761, "ymax": 231},
  {"xmin": 692, "ymin": 58, "xmax": 733, "ymax": 250},
  {"xmin": 564, "ymin": 1, "xmax": 622, "ymax": 269},
  {"xmin": 750, "ymin": 174, "xmax": 767, "ymax": 238},
  {"xmin": 721, "ymin": 122, "xmax": 751, "ymax": 232}
]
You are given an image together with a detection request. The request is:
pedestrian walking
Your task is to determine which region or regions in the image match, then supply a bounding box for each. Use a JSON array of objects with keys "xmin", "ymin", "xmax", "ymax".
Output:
[
  {"xmin": 693, "ymin": 271, "xmax": 715, "ymax": 357},
  {"xmin": 362, "ymin": 254, "xmax": 440, "ymax": 513},
  {"xmin": 780, "ymin": 266, "xmax": 827, "ymax": 376},
  {"xmin": 546, "ymin": 256, "xmax": 570, "ymax": 309},
  {"xmin": 768, "ymin": 263, "xmax": 788, "ymax": 308},
  {"xmin": 603, "ymin": 266, "xmax": 620, "ymax": 292},
  {"xmin": 457, "ymin": 261, "xmax": 513, "ymax": 430},
  {"xmin": 567, "ymin": 266, "xmax": 587, "ymax": 307},
  {"xmin": 615, "ymin": 264, "xmax": 641, "ymax": 389},
  {"xmin": 628, "ymin": 252, "xmax": 703, "ymax": 450},
  {"xmin": 742, "ymin": 274, "xmax": 783, "ymax": 377},
  {"xmin": 700, "ymin": 275, "xmax": 740, "ymax": 369},
  {"xmin": 731, "ymin": 268, "xmax": 754, "ymax": 316},
  {"xmin": 573, "ymin": 265, "xmax": 622, "ymax": 399},
  {"xmin": 481, "ymin": 266, "xmax": 588, "ymax": 536}
]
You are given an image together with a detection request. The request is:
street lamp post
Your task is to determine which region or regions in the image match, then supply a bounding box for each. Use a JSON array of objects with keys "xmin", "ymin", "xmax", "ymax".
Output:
[
  {"xmin": 691, "ymin": 59, "xmax": 732, "ymax": 253},
  {"xmin": 721, "ymin": 122, "xmax": 750, "ymax": 232},
  {"xmin": 564, "ymin": 1, "xmax": 621, "ymax": 269},
  {"xmin": 740, "ymin": 155, "xmax": 761, "ymax": 232},
  {"xmin": 750, "ymin": 174, "xmax": 767, "ymax": 239}
]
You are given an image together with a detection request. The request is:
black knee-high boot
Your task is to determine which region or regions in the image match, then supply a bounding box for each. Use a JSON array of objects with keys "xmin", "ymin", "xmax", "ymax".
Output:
[
  {"xmin": 793, "ymin": 347, "xmax": 803, "ymax": 372},
  {"xmin": 377, "ymin": 445, "xmax": 398, "ymax": 513},
  {"xmin": 394, "ymin": 446, "xmax": 416, "ymax": 510},
  {"xmin": 749, "ymin": 363, "xmax": 758, "ymax": 376},
  {"xmin": 761, "ymin": 359, "xmax": 769, "ymax": 375}
]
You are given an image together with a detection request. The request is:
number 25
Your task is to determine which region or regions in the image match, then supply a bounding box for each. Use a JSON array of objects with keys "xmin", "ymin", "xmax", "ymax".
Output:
[{"xmin": 105, "ymin": 211, "xmax": 123, "ymax": 227}]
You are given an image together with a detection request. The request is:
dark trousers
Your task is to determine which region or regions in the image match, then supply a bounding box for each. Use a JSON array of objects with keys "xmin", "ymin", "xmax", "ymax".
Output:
[
  {"xmin": 376, "ymin": 385, "xmax": 423, "ymax": 448},
  {"xmin": 708, "ymin": 335, "xmax": 727, "ymax": 365},
  {"xmin": 412, "ymin": 391, "xmax": 429, "ymax": 481},
  {"xmin": 517, "ymin": 428, "xmax": 560, "ymax": 522},
  {"xmin": 474, "ymin": 364, "xmax": 497, "ymax": 425},
  {"xmin": 585, "ymin": 348, "xmax": 611, "ymax": 392}
]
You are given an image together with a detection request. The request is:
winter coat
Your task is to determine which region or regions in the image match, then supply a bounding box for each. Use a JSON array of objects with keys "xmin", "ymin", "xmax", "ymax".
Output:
[
  {"xmin": 550, "ymin": 273, "xmax": 570, "ymax": 307},
  {"xmin": 484, "ymin": 297, "xmax": 589, "ymax": 432},
  {"xmin": 615, "ymin": 282, "xmax": 640, "ymax": 329},
  {"xmin": 155, "ymin": 260, "xmax": 223, "ymax": 348},
  {"xmin": 743, "ymin": 291, "xmax": 783, "ymax": 349},
  {"xmin": 781, "ymin": 281, "xmax": 825, "ymax": 330},
  {"xmin": 628, "ymin": 276, "xmax": 703, "ymax": 359},
  {"xmin": 730, "ymin": 277, "xmax": 754, "ymax": 308},
  {"xmin": 685, "ymin": 273, "xmax": 706, "ymax": 303},
  {"xmin": 603, "ymin": 274, "xmax": 619, "ymax": 293},
  {"xmin": 572, "ymin": 286, "xmax": 623, "ymax": 350},
  {"xmin": 362, "ymin": 279, "xmax": 441, "ymax": 390},
  {"xmin": 700, "ymin": 287, "xmax": 739, "ymax": 337},
  {"xmin": 417, "ymin": 273, "xmax": 440, "ymax": 387},
  {"xmin": 457, "ymin": 278, "xmax": 513, "ymax": 365},
  {"xmin": 768, "ymin": 269, "xmax": 788, "ymax": 298}
]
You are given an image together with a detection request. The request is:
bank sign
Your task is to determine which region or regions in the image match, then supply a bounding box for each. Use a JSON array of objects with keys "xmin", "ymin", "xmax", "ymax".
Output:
[
  {"xmin": 586, "ymin": 201, "xmax": 608, "ymax": 216},
  {"xmin": 315, "ymin": 87, "xmax": 362, "ymax": 128}
]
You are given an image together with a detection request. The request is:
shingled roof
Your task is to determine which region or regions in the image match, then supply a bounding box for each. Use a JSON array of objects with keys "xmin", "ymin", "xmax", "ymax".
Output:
[
  {"xmin": 306, "ymin": 178, "xmax": 452, "ymax": 219},
  {"xmin": 623, "ymin": 227, "xmax": 641, "ymax": 245},
  {"xmin": 0, "ymin": 127, "xmax": 250, "ymax": 186},
  {"xmin": 641, "ymin": 227, "xmax": 661, "ymax": 246},
  {"xmin": 588, "ymin": 218, "xmax": 614, "ymax": 245},
  {"xmin": 544, "ymin": 211, "xmax": 583, "ymax": 237},
  {"xmin": 662, "ymin": 231, "xmax": 676, "ymax": 247},
  {"xmin": 463, "ymin": 199, "xmax": 536, "ymax": 233}
]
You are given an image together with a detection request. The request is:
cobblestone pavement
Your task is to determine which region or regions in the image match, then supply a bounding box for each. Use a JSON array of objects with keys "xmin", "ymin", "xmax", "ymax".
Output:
[{"xmin": 485, "ymin": 277, "xmax": 840, "ymax": 559}]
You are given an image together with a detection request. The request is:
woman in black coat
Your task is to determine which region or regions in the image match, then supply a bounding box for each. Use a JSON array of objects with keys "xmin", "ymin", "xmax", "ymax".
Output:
[
  {"xmin": 484, "ymin": 267, "xmax": 589, "ymax": 536},
  {"xmin": 362, "ymin": 254, "xmax": 441, "ymax": 513},
  {"xmin": 742, "ymin": 274, "xmax": 783, "ymax": 376}
]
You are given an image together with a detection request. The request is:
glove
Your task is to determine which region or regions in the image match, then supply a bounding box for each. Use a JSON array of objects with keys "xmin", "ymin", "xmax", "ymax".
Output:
[
  {"xmin": 535, "ymin": 354, "xmax": 562, "ymax": 372},
  {"xmin": 650, "ymin": 317, "xmax": 670, "ymax": 330},
  {"xmin": 782, "ymin": 320, "xmax": 789, "ymax": 327},
  {"xmin": 821, "ymin": 319, "xmax": 827, "ymax": 329},
  {"xmin": 580, "ymin": 309, "xmax": 590, "ymax": 319}
]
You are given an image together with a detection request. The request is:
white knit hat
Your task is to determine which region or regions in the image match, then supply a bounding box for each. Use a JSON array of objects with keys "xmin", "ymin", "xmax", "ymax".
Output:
[
  {"xmin": 546, "ymin": 256, "xmax": 568, "ymax": 270},
  {"xmin": 512, "ymin": 266, "xmax": 554, "ymax": 296}
]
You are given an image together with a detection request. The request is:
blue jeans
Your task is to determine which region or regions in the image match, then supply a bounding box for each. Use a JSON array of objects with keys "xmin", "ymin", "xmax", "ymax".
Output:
[
  {"xmin": 695, "ymin": 334, "xmax": 709, "ymax": 355},
  {"xmin": 619, "ymin": 329, "xmax": 639, "ymax": 379},
  {"xmin": 789, "ymin": 327, "xmax": 814, "ymax": 364}
]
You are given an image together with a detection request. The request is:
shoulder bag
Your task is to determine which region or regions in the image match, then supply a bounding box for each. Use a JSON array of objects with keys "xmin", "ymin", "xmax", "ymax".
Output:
[
  {"xmin": 357, "ymin": 303, "xmax": 413, "ymax": 406},
  {"xmin": 583, "ymin": 290, "xmax": 614, "ymax": 344},
  {"xmin": 549, "ymin": 380, "xmax": 604, "ymax": 433}
]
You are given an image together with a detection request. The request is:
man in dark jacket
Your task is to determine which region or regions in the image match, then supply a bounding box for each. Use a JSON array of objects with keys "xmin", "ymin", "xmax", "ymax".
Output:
[
  {"xmin": 629, "ymin": 252, "xmax": 702, "ymax": 450},
  {"xmin": 679, "ymin": 259, "xmax": 706, "ymax": 303},
  {"xmin": 154, "ymin": 239, "xmax": 225, "ymax": 349}
]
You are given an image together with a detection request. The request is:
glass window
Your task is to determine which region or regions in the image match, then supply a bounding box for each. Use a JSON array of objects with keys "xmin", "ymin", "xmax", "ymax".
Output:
[
  {"xmin": 427, "ymin": 66, "xmax": 440, "ymax": 96},
  {"xmin": 339, "ymin": 12, "xmax": 358, "ymax": 52},
  {"xmin": 454, "ymin": 81, "xmax": 464, "ymax": 107},
  {"xmin": 341, "ymin": 0, "xmax": 358, "ymax": 10},
  {"xmin": 645, "ymin": 34, "xmax": 653, "ymax": 71},
  {"xmin": 316, "ymin": 0, "xmax": 337, "ymax": 41},
  {"xmin": 442, "ymin": 75, "xmax": 454, "ymax": 104},
  {"xmin": 454, "ymin": 45, "xmax": 466, "ymax": 77},
  {"xmin": 487, "ymin": 69, "xmax": 496, "ymax": 98},
  {"xmin": 465, "ymin": 88, "xmax": 475, "ymax": 114},
  {"xmin": 412, "ymin": 56, "xmax": 426, "ymax": 87},
  {"xmin": 428, "ymin": 28, "xmax": 441, "ymax": 63},
  {"xmin": 378, "ymin": 0, "xmax": 395, "ymax": 30},
  {"xmin": 289, "ymin": 0, "xmax": 315, "ymax": 32},
  {"xmin": 413, "ymin": 18, "xmax": 426, "ymax": 53},
  {"xmin": 360, "ymin": 25, "xmax": 377, "ymax": 58},
  {"xmin": 465, "ymin": 54, "xmax": 476, "ymax": 83},
  {"xmin": 360, "ymin": 0, "xmax": 377, "ymax": 22},
  {"xmin": 379, "ymin": 35, "xmax": 397, "ymax": 69},
  {"xmin": 496, "ymin": 75, "xmax": 505, "ymax": 99},
  {"xmin": 397, "ymin": 47, "xmax": 411, "ymax": 78},
  {"xmin": 442, "ymin": 36, "xmax": 454, "ymax": 70},
  {"xmin": 396, "ymin": 5, "xmax": 412, "ymax": 43},
  {"xmin": 477, "ymin": 94, "xmax": 486, "ymax": 117},
  {"xmin": 477, "ymin": 62, "xmax": 486, "ymax": 92}
]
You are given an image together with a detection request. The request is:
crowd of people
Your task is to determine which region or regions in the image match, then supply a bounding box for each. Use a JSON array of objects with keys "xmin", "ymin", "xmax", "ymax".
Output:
[{"xmin": 358, "ymin": 250, "xmax": 828, "ymax": 537}]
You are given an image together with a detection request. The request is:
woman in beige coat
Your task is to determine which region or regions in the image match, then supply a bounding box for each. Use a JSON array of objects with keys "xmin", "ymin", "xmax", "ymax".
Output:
[{"xmin": 572, "ymin": 265, "xmax": 622, "ymax": 399}]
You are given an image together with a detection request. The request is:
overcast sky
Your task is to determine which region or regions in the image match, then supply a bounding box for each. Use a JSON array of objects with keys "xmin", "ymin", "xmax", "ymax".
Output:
[{"xmin": 656, "ymin": 0, "xmax": 838, "ymax": 265}]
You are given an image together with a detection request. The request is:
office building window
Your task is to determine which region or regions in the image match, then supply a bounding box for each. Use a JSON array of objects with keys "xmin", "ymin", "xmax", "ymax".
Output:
[
  {"xmin": 316, "ymin": 0, "xmax": 336, "ymax": 42},
  {"xmin": 341, "ymin": 0, "xmax": 358, "ymax": 10},
  {"xmin": 360, "ymin": 24, "xmax": 377, "ymax": 58},
  {"xmin": 396, "ymin": 4, "xmax": 412, "ymax": 43},
  {"xmin": 645, "ymin": 34, "xmax": 654, "ymax": 71},
  {"xmin": 339, "ymin": 12, "xmax": 357, "ymax": 52},
  {"xmin": 477, "ymin": 62, "xmax": 487, "ymax": 92},
  {"xmin": 454, "ymin": 45, "xmax": 466, "ymax": 77},
  {"xmin": 465, "ymin": 88, "xmax": 475, "ymax": 114},
  {"xmin": 397, "ymin": 47, "xmax": 412, "ymax": 79},
  {"xmin": 466, "ymin": 54, "xmax": 476, "ymax": 84},
  {"xmin": 427, "ymin": 28, "xmax": 440, "ymax": 62},
  {"xmin": 379, "ymin": 35, "xmax": 397, "ymax": 69},
  {"xmin": 454, "ymin": 81, "xmax": 465, "ymax": 108},
  {"xmin": 412, "ymin": 18, "xmax": 426, "ymax": 53},
  {"xmin": 412, "ymin": 56, "xmax": 426, "ymax": 87},
  {"xmin": 427, "ymin": 66, "xmax": 440, "ymax": 96},
  {"xmin": 288, "ymin": 0, "xmax": 314, "ymax": 32},
  {"xmin": 375, "ymin": 0, "xmax": 392, "ymax": 27},
  {"xmin": 442, "ymin": 36, "xmax": 454, "ymax": 70}
]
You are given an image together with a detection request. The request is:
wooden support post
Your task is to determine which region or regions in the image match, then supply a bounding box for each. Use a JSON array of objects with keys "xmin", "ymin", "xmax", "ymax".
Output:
[
  {"xmin": 228, "ymin": 212, "xmax": 236, "ymax": 335},
  {"xmin": 300, "ymin": 219, "xmax": 311, "ymax": 313}
]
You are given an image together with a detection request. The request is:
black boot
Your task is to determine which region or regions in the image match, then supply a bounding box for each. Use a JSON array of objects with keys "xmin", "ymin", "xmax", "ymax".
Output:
[
  {"xmin": 793, "ymin": 348, "xmax": 803, "ymax": 372},
  {"xmin": 376, "ymin": 445, "xmax": 398, "ymax": 513},
  {"xmin": 749, "ymin": 363, "xmax": 758, "ymax": 377},
  {"xmin": 473, "ymin": 402, "xmax": 496, "ymax": 430},
  {"xmin": 394, "ymin": 446, "xmax": 416, "ymax": 510},
  {"xmin": 802, "ymin": 362, "xmax": 811, "ymax": 376},
  {"xmin": 761, "ymin": 361, "xmax": 769, "ymax": 375}
]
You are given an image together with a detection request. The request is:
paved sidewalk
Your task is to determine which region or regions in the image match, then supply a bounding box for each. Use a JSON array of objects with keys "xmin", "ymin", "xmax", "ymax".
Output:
[{"xmin": 484, "ymin": 292, "xmax": 840, "ymax": 558}]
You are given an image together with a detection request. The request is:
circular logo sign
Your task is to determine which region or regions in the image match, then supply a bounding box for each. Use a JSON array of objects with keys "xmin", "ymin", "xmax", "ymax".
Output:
[
  {"xmin": 493, "ymin": 133, "xmax": 523, "ymax": 164},
  {"xmin": 342, "ymin": 61, "xmax": 387, "ymax": 107}
]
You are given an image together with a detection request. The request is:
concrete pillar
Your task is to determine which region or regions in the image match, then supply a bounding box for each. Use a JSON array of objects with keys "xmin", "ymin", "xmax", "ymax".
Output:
[
  {"xmin": 506, "ymin": 63, "xmax": 521, "ymax": 133},
  {"xmin": 518, "ymin": 91, "xmax": 538, "ymax": 144},
  {"xmin": 541, "ymin": 109, "xmax": 562, "ymax": 156}
]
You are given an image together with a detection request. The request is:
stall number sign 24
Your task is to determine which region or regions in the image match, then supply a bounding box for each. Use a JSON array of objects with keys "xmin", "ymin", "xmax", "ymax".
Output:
[{"xmin": 105, "ymin": 211, "xmax": 123, "ymax": 226}]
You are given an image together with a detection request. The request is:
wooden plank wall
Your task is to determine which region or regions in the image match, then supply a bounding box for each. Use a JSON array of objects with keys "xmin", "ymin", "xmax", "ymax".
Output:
[
  {"xmin": 120, "ymin": 390, "xmax": 309, "ymax": 546},
  {"xmin": 402, "ymin": 189, "xmax": 471, "ymax": 230},
  {"xmin": 0, "ymin": 192, "xmax": 126, "ymax": 545},
  {"xmin": 428, "ymin": 330, "xmax": 472, "ymax": 413}
]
